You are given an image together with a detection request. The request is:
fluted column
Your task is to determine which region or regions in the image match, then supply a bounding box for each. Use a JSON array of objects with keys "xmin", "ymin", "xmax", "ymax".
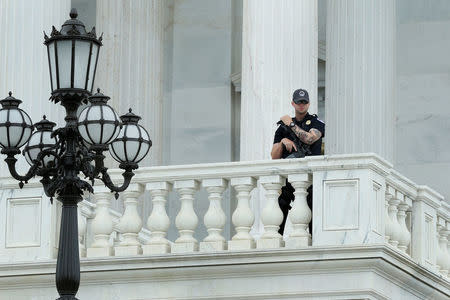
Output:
[
  {"xmin": 87, "ymin": 187, "xmax": 115, "ymax": 257},
  {"xmin": 96, "ymin": 0, "xmax": 165, "ymax": 166},
  {"xmin": 240, "ymin": 0, "xmax": 317, "ymax": 161},
  {"xmin": 325, "ymin": 0, "xmax": 395, "ymax": 161},
  {"xmin": 114, "ymin": 184, "xmax": 145, "ymax": 256},
  {"xmin": 0, "ymin": 0, "xmax": 71, "ymax": 176}
]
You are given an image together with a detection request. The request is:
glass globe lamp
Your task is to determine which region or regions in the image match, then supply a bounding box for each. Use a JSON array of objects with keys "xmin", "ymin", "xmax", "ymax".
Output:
[
  {"xmin": 77, "ymin": 89, "xmax": 121, "ymax": 151},
  {"xmin": 23, "ymin": 116, "xmax": 58, "ymax": 167},
  {"xmin": 0, "ymin": 92, "xmax": 33, "ymax": 152},
  {"xmin": 109, "ymin": 109, "xmax": 151, "ymax": 166}
]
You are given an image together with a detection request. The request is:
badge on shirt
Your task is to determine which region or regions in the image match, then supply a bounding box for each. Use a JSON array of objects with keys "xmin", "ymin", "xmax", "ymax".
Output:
[{"xmin": 306, "ymin": 120, "xmax": 311, "ymax": 125}]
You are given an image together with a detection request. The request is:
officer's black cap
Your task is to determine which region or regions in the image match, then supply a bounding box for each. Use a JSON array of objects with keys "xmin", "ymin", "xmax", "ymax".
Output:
[{"xmin": 292, "ymin": 89, "xmax": 309, "ymax": 104}]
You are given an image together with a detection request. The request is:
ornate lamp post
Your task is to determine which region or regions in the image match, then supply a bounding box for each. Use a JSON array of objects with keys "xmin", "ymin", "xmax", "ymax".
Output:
[{"xmin": 0, "ymin": 9, "xmax": 151, "ymax": 300}]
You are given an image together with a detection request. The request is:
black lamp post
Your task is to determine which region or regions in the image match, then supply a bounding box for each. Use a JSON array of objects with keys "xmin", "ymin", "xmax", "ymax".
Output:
[{"xmin": 0, "ymin": 9, "xmax": 151, "ymax": 300}]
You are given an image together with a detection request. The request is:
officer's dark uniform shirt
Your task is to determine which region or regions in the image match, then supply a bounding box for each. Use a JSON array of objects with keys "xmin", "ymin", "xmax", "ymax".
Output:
[{"xmin": 273, "ymin": 113, "xmax": 325, "ymax": 158}]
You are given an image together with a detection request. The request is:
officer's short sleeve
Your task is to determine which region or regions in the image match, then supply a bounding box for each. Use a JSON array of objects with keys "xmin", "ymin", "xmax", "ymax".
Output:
[
  {"xmin": 273, "ymin": 126, "xmax": 284, "ymax": 144},
  {"xmin": 312, "ymin": 118, "xmax": 325, "ymax": 138}
]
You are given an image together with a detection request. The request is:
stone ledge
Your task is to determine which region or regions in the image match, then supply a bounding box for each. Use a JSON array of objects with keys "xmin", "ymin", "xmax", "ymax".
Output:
[{"xmin": 0, "ymin": 245, "xmax": 448, "ymax": 297}]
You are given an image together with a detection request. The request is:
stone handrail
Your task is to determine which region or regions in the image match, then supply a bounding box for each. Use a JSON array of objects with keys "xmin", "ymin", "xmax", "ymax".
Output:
[{"xmin": 0, "ymin": 153, "xmax": 448, "ymax": 280}]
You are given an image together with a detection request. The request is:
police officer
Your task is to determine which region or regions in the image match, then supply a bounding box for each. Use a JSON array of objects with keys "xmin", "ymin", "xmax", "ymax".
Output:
[{"xmin": 271, "ymin": 88, "xmax": 325, "ymax": 235}]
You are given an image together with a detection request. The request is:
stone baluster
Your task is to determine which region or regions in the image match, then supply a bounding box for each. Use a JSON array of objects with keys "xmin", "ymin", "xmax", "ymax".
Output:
[
  {"xmin": 397, "ymin": 196, "xmax": 412, "ymax": 253},
  {"xmin": 77, "ymin": 207, "xmax": 87, "ymax": 258},
  {"xmin": 142, "ymin": 182, "xmax": 172, "ymax": 255},
  {"xmin": 172, "ymin": 180, "xmax": 200, "ymax": 253},
  {"xmin": 87, "ymin": 187, "xmax": 115, "ymax": 257},
  {"xmin": 286, "ymin": 174, "xmax": 312, "ymax": 248},
  {"xmin": 436, "ymin": 217, "xmax": 449, "ymax": 276},
  {"xmin": 446, "ymin": 222, "xmax": 450, "ymax": 279},
  {"xmin": 200, "ymin": 179, "xmax": 228, "ymax": 252},
  {"xmin": 440, "ymin": 227, "xmax": 450, "ymax": 277},
  {"xmin": 257, "ymin": 175, "xmax": 284, "ymax": 249},
  {"xmin": 388, "ymin": 190, "xmax": 402, "ymax": 248},
  {"xmin": 114, "ymin": 184, "xmax": 145, "ymax": 256},
  {"xmin": 384, "ymin": 186, "xmax": 394, "ymax": 243},
  {"xmin": 229, "ymin": 177, "xmax": 257, "ymax": 250}
]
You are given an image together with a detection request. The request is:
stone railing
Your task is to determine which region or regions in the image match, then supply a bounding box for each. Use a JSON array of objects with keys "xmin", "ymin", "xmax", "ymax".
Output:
[{"xmin": 0, "ymin": 153, "xmax": 449, "ymax": 280}]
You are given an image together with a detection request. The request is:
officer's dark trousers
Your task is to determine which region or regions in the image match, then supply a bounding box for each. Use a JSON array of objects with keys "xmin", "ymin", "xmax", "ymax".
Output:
[{"xmin": 278, "ymin": 179, "xmax": 313, "ymax": 235}]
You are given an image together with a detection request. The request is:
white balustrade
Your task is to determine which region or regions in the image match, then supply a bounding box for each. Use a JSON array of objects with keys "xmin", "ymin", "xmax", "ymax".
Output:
[
  {"xmin": 114, "ymin": 184, "xmax": 145, "ymax": 256},
  {"xmin": 257, "ymin": 175, "xmax": 284, "ymax": 249},
  {"xmin": 200, "ymin": 178, "xmax": 228, "ymax": 252},
  {"xmin": 285, "ymin": 174, "xmax": 312, "ymax": 248},
  {"xmin": 172, "ymin": 180, "xmax": 200, "ymax": 253},
  {"xmin": 2, "ymin": 153, "xmax": 449, "ymax": 283},
  {"xmin": 229, "ymin": 177, "xmax": 256, "ymax": 250},
  {"xmin": 87, "ymin": 187, "xmax": 115, "ymax": 257},
  {"xmin": 143, "ymin": 182, "xmax": 172, "ymax": 255}
]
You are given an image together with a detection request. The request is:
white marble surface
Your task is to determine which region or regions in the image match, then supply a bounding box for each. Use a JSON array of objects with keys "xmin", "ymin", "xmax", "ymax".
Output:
[
  {"xmin": 0, "ymin": 0, "xmax": 71, "ymax": 178},
  {"xmin": 0, "ymin": 185, "xmax": 56, "ymax": 263},
  {"xmin": 395, "ymin": 2, "xmax": 450, "ymax": 202},
  {"xmin": 240, "ymin": 0, "xmax": 318, "ymax": 162},
  {"xmin": 0, "ymin": 246, "xmax": 448, "ymax": 300},
  {"xmin": 95, "ymin": 0, "xmax": 166, "ymax": 167},
  {"xmin": 312, "ymin": 168, "xmax": 386, "ymax": 247},
  {"xmin": 325, "ymin": 0, "xmax": 395, "ymax": 162},
  {"xmin": 0, "ymin": 154, "xmax": 449, "ymax": 298},
  {"xmin": 166, "ymin": 0, "xmax": 233, "ymax": 166}
]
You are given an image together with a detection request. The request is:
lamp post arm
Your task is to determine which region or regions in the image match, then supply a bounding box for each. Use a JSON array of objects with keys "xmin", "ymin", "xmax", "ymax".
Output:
[
  {"xmin": 2, "ymin": 148, "xmax": 60, "ymax": 186},
  {"xmin": 100, "ymin": 167, "xmax": 135, "ymax": 199}
]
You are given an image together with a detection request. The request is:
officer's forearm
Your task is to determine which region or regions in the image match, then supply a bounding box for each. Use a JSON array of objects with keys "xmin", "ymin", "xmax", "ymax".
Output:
[
  {"xmin": 271, "ymin": 142, "xmax": 283, "ymax": 159},
  {"xmin": 291, "ymin": 126, "xmax": 321, "ymax": 145}
]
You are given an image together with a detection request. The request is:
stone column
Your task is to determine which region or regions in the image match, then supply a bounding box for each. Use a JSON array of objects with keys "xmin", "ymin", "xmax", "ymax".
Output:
[
  {"xmin": 325, "ymin": 0, "xmax": 395, "ymax": 162},
  {"xmin": 96, "ymin": 0, "xmax": 165, "ymax": 166},
  {"xmin": 240, "ymin": 0, "xmax": 318, "ymax": 161},
  {"xmin": 0, "ymin": 0, "xmax": 71, "ymax": 176}
]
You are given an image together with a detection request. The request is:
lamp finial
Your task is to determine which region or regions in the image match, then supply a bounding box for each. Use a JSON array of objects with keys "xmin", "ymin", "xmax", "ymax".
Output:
[{"xmin": 70, "ymin": 8, "xmax": 78, "ymax": 19}]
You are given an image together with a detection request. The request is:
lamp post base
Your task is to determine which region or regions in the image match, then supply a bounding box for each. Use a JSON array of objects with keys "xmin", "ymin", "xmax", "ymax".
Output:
[{"xmin": 57, "ymin": 296, "xmax": 79, "ymax": 300}]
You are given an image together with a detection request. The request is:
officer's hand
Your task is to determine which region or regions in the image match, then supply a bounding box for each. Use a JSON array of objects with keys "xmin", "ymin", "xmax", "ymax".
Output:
[
  {"xmin": 281, "ymin": 138, "xmax": 297, "ymax": 152},
  {"xmin": 280, "ymin": 115, "xmax": 292, "ymax": 126}
]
